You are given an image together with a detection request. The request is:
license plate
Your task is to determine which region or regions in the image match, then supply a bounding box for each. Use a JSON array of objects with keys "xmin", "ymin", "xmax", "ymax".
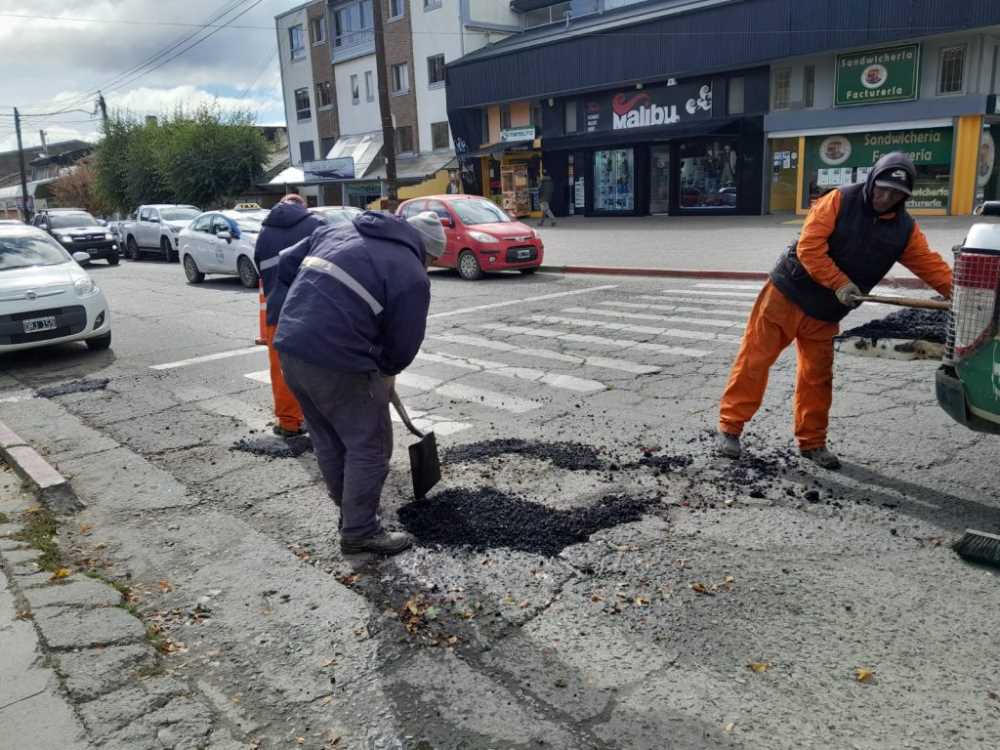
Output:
[
  {"xmin": 22, "ymin": 316, "xmax": 57, "ymax": 333},
  {"xmin": 517, "ymin": 249, "xmax": 532, "ymax": 259}
]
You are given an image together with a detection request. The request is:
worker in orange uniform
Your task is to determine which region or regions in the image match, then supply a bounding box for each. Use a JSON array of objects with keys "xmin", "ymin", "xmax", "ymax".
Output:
[
  {"xmin": 254, "ymin": 194, "xmax": 325, "ymax": 437},
  {"xmin": 717, "ymin": 152, "xmax": 953, "ymax": 469}
]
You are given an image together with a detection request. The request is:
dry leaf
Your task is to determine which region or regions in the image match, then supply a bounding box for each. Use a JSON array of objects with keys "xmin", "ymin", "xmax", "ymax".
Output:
[
  {"xmin": 634, "ymin": 596, "xmax": 649, "ymax": 606},
  {"xmin": 723, "ymin": 722, "xmax": 736, "ymax": 733},
  {"xmin": 690, "ymin": 582, "xmax": 714, "ymax": 595},
  {"xmin": 49, "ymin": 568, "xmax": 71, "ymax": 581},
  {"xmin": 590, "ymin": 594, "xmax": 604, "ymax": 603},
  {"xmin": 723, "ymin": 576, "xmax": 735, "ymax": 584},
  {"xmin": 854, "ymin": 668, "xmax": 875, "ymax": 683},
  {"xmin": 447, "ymin": 636, "xmax": 459, "ymax": 645},
  {"xmin": 296, "ymin": 737, "xmax": 305, "ymax": 745},
  {"xmin": 14, "ymin": 610, "xmax": 32, "ymax": 621},
  {"xmin": 79, "ymin": 524, "xmax": 94, "ymax": 535},
  {"xmin": 747, "ymin": 662, "xmax": 770, "ymax": 673},
  {"xmin": 320, "ymin": 659, "xmax": 336, "ymax": 668},
  {"xmin": 519, "ymin": 600, "xmax": 531, "ymax": 609},
  {"xmin": 158, "ymin": 579, "xmax": 173, "ymax": 592}
]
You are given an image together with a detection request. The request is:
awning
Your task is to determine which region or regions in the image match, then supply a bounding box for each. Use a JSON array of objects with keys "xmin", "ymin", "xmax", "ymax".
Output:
[
  {"xmin": 267, "ymin": 166, "xmax": 304, "ymax": 186},
  {"xmin": 323, "ymin": 132, "xmax": 383, "ymax": 181},
  {"xmin": 368, "ymin": 153, "xmax": 457, "ymax": 182},
  {"xmin": 462, "ymin": 140, "xmax": 535, "ymax": 158}
]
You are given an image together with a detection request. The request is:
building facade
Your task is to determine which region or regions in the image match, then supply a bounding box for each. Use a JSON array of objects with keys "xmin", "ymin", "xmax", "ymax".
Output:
[
  {"xmin": 274, "ymin": 0, "xmax": 519, "ymax": 207},
  {"xmin": 446, "ymin": 0, "xmax": 1000, "ymax": 218}
]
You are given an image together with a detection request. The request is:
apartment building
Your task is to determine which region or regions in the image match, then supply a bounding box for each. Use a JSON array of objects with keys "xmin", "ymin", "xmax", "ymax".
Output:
[{"xmin": 273, "ymin": 0, "xmax": 519, "ymax": 207}]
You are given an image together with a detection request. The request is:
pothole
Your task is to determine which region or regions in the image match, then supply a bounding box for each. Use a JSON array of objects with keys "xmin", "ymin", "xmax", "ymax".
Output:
[
  {"xmin": 230, "ymin": 433, "xmax": 313, "ymax": 458},
  {"xmin": 442, "ymin": 439, "xmax": 605, "ymax": 471},
  {"xmin": 36, "ymin": 377, "xmax": 110, "ymax": 398},
  {"xmin": 839, "ymin": 307, "xmax": 947, "ymax": 344}
]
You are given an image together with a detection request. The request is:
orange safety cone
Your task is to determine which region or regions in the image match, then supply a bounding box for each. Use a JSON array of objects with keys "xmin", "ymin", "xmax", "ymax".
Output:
[{"xmin": 255, "ymin": 282, "xmax": 266, "ymax": 346}]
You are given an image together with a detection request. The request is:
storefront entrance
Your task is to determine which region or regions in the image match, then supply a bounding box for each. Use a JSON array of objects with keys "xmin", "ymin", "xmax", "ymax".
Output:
[{"xmin": 649, "ymin": 145, "xmax": 671, "ymax": 214}]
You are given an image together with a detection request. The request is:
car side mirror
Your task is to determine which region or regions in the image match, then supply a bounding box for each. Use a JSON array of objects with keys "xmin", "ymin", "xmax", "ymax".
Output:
[
  {"xmin": 216, "ymin": 230, "xmax": 232, "ymax": 241},
  {"xmin": 72, "ymin": 251, "xmax": 91, "ymax": 264}
]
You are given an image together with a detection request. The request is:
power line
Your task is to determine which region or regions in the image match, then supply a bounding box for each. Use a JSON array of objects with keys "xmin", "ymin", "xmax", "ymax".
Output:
[{"xmin": 0, "ymin": 11, "xmax": 273, "ymax": 30}]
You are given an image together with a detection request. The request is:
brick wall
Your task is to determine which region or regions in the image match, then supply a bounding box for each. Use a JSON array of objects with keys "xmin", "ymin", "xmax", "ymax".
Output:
[
  {"xmin": 308, "ymin": 0, "xmax": 339, "ymax": 155},
  {"xmin": 382, "ymin": 0, "xmax": 419, "ymax": 154}
]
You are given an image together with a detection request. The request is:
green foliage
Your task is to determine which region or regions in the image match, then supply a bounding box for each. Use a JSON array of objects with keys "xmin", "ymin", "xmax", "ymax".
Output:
[{"xmin": 94, "ymin": 106, "xmax": 268, "ymax": 212}]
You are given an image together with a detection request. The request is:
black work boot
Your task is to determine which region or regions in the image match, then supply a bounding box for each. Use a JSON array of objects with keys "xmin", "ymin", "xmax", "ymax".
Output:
[
  {"xmin": 340, "ymin": 530, "xmax": 414, "ymax": 556},
  {"xmin": 800, "ymin": 446, "xmax": 841, "ymax": 470},
  {"xmin": 273, "ymin": 424, "xmax": 307, "ymax": 438},
  {"xmin": 715, "ymin": 431, "xmax": 741, "ymax": 459}
]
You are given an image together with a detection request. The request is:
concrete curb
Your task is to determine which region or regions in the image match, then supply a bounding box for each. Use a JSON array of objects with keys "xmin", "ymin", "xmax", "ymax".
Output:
[
  {"xmin": 538, "ymin": 264, "xmax": 931, "ymax": 289},
  {"xmin": 0, "ymin": 419, "xmax": 83, "ymax": 514}
]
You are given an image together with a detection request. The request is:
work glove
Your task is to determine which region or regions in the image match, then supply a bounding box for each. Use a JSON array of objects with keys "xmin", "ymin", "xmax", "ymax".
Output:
[{"xmin": 835, "ymin": 282, "xmax": 862, "ymax": 308}]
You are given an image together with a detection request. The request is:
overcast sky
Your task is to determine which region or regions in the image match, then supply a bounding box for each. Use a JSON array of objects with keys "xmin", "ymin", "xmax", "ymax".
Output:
[{"xmin": 0, "ymin": 0, "xmax": 288, "ymax": 152}]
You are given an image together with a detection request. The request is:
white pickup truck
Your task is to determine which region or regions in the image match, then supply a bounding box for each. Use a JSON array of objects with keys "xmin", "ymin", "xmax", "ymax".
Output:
[{"xmin": 121, "ymin": 204, "xmax": 201, "ymax": 262}]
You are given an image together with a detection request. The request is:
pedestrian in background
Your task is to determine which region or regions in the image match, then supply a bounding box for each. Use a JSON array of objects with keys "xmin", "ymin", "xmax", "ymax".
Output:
[
  {"xmin": 254, "ymin": 193, "xmax": 325, "ymax": 438},
  {"xmin": 716, "ymin": 152, "xmax": 953, "ymax": 469},
  {"xmin": 538, "ymin": 172, "xmax": 556, "ymax": 227},
  {"xmin": 274, "ymin": 211, "xmax": 446, "ymax": 556}
]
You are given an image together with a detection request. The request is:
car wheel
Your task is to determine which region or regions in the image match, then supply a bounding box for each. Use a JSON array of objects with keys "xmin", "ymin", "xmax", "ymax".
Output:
[
  {"xmin": 183, "ymin": 254, "xmax": 205, "ymax": 284},
  {"xmin": 160, "ymin": 237, "xmax": 174, "ymax": 263},
  {"xmin": 86, "ymin": 332, "xmax": 112, "ymax": 351},
  {"xmin": 107, "ymin": 252, "xmax": 119, "ymax": 266},
  {"xmin": 457, "ymin": 250, "xmax": 483, "ymax": 281},
  {"xmin": 519, "ymin": 267, "xmax": 537, "ymax": 275},
  {"xmin": 126, "ymin": 236, "xmax": 140, "ymax": 260},
  {"xmin": 237, "ymin": 256, "xmax": 259, "ymax": 289}
]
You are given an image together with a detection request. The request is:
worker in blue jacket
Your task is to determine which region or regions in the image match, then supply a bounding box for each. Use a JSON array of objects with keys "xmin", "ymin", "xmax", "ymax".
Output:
[{"xmin": 274, "ymin": 211, "xmax": 446, "ymax": 556}]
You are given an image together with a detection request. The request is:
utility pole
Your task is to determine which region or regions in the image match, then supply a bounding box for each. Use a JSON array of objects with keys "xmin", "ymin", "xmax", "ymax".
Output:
[
  {"xmin": 14, "ymin": 108, "xmax": 31, "ymax": 223},
  {"xmin": 97, "ymin": 91, "xmax": 109, "ymax": 133},
  {"xmin": 372, "ymin": 0, "xmax": 397, "ymax": 209},
  {"xmin": 39, "ymin": 129, "xmax": 48, "ymax": 156}
]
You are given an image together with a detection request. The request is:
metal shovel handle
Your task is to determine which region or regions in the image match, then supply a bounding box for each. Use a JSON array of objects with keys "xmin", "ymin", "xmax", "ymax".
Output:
[
  {"xmin": 857, "ymin": 294, "xmax": 950, "ymax": 311},
  {"xmin": 389, "ymin": 389, "xmax": 425, "ymax": 439}
]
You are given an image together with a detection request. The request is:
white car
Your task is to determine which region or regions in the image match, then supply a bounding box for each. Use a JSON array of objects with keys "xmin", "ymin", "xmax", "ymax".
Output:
[
  {"xmin": 312, "ymin": 205, "xmax": 362, "ymax": 225},
  {"xmin": 0, "ymin": 225, "xmax": 111, "ymax": 353},
  {"xmin": 178, "ymin": 210, "xmax": 262, "ymax": 288}
]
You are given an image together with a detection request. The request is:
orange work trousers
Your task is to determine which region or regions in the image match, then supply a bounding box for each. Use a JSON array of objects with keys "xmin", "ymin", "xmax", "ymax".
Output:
[
  {"xmin": 262, "ymin": 320, "xmax": 304, "ymax": 432},
  {"xmin": 718, "ymin": 281, "xmax": 839, "ymax": 451}
]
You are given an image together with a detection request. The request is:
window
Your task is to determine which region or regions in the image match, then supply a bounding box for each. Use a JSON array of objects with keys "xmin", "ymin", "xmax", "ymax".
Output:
[
  {"xmin": 728, "ymin": 77, "xmax": 744, "ymax": 115},
  {"xmin": 679, "ymin": 140, "xmax": 738, "ymax": 210},
  {"xmin": 309, "ymin": 16, "xmax": 325, "ymax": 45},
  {"xmin": 289, "ymin": 25, "xmax": 305, "ymax": 60},
  {"xmin": 803, "ymin": 66, "xmax": 815, "ymax": 108},
  {"xmin": 391, "ymin": 62, "xmax": 410, "ymax": 94},
  {"xmin": 334, "ymin": 0, "xmax": 373, "ymax": 49},
  {"xmin": 431, "ymin": 121, "xmax": 450, "ymax": 150},
  {"xmin": 401, "ymin": 201, "xmax": 425, "ymax": 219},
  {"xmin": 320, "ymin": 137, "xmax": 337, "ymax": 158},
  {"xmin": 300, "ymin": 141, "xmax": 315, "ymax": 162},
  {"xmin": 365, "ymin": 71, "xmax": 374, "ymax": 102},
  {"xmin": 425, "ymin": 200, "xmax": 451, "ymax": 221},
  {"xmin": 350, "ymin": 74, "xmax": 360, "ymax": 105},
  {"xmin": 294, "ymin": 88, "xmax": 311, "ymax": 121},
  {"xmin": 192, "ymin": 215, "xmax": 213, "ymax": 233},
  {"xmin": 423, "ymin": 0, "xmax": 442, "ymax": 10},
  {"xmin": 531, "ymin": 101, "xmax": 543, "ymax": 129},
  {"xmin": 396, "ymin": 126, "xmax": 414, "ymax": 154},
  {"xmin": 500, "ymin": 103, "xmax": 512, "ymax": 130},
  {"xmin": 428, "ymin": 54, "xmax": 446, "ymax": 87},
  {"xmin": 316, "ymin": 81, "xmax": 333, "ymax": 108},
  {"xmin": 939, "ymin": 45, "xmax": 967, "ymax": 94},
  {"xmin": 389, "ymin": 0, "xmax": 405, "ymax": 19},
  {"xmin": 773, "ymin": 68, "xmax": 792, "ymax": 110},
  {"xmin": 564, "ymin": 100, "xmax": 577, "ymax": 133}
]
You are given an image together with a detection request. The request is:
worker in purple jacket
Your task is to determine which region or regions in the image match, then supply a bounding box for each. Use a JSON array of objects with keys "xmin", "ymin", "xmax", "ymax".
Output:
[{"xmin": 274, "ymin": 211, "xmax": 446, "ymax": 556}]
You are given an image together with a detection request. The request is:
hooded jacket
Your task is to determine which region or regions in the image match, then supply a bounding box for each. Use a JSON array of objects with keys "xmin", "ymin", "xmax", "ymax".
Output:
[
  {"xmin": 770, "ymin": 152, "xmax": 952, "ymax": 322},
  {"xmin": 273, "ymin": 212, "xmax": 431, "ymax": 376},
  {"xmin": 254, "ymin": 201, "xmax": 325, "ymax": 325}
]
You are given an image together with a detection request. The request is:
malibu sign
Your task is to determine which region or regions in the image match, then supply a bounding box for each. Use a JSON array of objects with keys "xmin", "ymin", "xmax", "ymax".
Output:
[{"xmin": 583, "ymin": 82, "xmax": 713, "ymax": 133}]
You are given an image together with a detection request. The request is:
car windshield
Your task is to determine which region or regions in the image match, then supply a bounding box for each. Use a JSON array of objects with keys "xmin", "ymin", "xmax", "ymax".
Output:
[
  {"xmin": 451, "ymin": 199, "xmax": 511, "ymax": 226},
  {"xmin": 235, "ymin": 219, "xmax": 261, "ymax": 234},
  {"xmin": 0, "ymin": 233, "xmax": 70, "ymax": 271},
  {"xmin": 48, "ymin": 212, "xmax": 98, "ymax": 229},
  {"xmin": 160, "ymin": 207, "xmax": 200, "ymax": 221},
  {"xmin": 317, "ymin": 207, "xmax": 362, "ymax": 224}
]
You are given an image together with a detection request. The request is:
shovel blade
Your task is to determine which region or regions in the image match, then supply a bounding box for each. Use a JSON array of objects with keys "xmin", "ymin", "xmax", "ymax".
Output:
[{"xmin": 408, "ymin": 431, "xmax": 441, "ymax": 500}]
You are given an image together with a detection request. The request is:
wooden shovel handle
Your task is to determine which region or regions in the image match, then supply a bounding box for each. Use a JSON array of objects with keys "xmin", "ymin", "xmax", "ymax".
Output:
[
  {"xmin": 857, "ymin": 295, "xmax": 950, "ymax": 311},
  {"xmin": 389, "ymin": 389, "xmax": 425, "ymax": 439}
]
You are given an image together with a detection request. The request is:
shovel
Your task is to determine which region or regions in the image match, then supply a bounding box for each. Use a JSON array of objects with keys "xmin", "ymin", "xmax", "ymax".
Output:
[
  {"xmin": 389, "ymin": 390, "xmax": 441, "ymax": 500},
  {"xmin": 857, "ymin": 294, "xmax": 950, "ymax": 311}
]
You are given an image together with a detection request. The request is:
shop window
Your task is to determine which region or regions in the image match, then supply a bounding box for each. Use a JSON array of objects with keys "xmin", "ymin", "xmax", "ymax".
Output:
[
  {"xmin": 728, "ymin": 78, "xmax": 744, "ymax": 115},
  {"xmin": 773, "ymin": 69, "xmax": 792, "ymax": 110},
  {"xmin": 431, "ymin": 122, "xmax": 450, "ymax": 151},
  {"xmin": 679, "ymin": 140, "xmax": 739, "ymax": 210},
  {"xmin": 593, "ymin": 149, "xmax": 634, "ymax": 212},
  {"xmin": 939, "ymin": 46, "xmax": 967, "ymax": 95},
  {"xmin": 289, "ymin": 25, "xmax": 305, "ymax": 60},
  {"xmin": 350, "ymin": 74, "xmax": 360, "ymax": 105},
  {"xmin": 428, "ymin": 54, "xmax": 446, "ymax": 87},
  {"xmin": 309, "ymin": 17, "xmax": 326, "ymax": 45},
  {"xmin": 365, "ymin": 71, "xmax": 374, "ymax": 102},
  {"xmin": 804, "ymin": 65, "xmax": 816, "ymax": 108},
  {"xmin": 396, "ymin": 126, "xmax": 414, "ymax": 154},
  {"xmin": 300, "ymin": 141, "xmax": 315, "ymax": 163},
  {"xmin": 391, "ymin": 63, "xmax": 410, "ymax": 94},
  {"xmin": 294, "ymin": 88, "xmax": 311, "ymax": 121},
  {"xmin": 977, "ymin": 123, "xmax": 1000, "ymax": 207},
  {"xmin": 316, "ymin": 81, "xmax": 333, "ymax": 109},
  {"xmin": 564, "ymin": 100, "xmax": 578, "ymax": 133}
]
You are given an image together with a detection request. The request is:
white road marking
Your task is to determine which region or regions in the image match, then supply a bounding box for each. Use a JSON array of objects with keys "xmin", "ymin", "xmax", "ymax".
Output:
[
  {"xmin": 475, "ymin": 323, "xmax": 710, "ymax": 358},
  {"xmin": 660, "ymin": 289, "xmax": 759, "ymax": 299},
  {"xmin": 598, "ymin": 300, "xmax": 747, "ymax": 318},
  {"xmin": 389, "ymin": 407, "xmax": 471, "ymax": 436},
  {"xmin": 416, "ymin": 351, "xmax": 606, "ymax": 393},
  {"xmin": 0, "ymin": 389, "xmax": 35, "ymax": 403},
  {"xmin": 529, "ymin": 314, "xmax": 742, "ymax": 343},
  {"xmin": 428, "ymin": 333, "xmax": 661, "ymax": 374},
  {"xmin": 244, "ymin": 370, "xmax": 271, "ymax": 385},
  {"xmin": 649, "ymin": 293, "xmax": 754, "ymax": 309},
  {"xmin": 427, "ymin": 285, "xmax": 618, "ymax": 320},
  {"xmin": 562, "ymin": 306, "xmax": 742, "ymax": 329},
  {"xmin": 199, "ymin": 395, "xmax": 271, "ymax": 431},
  {"xmin": 694, "ymin": 283, "xmax": 764, "ymax": 290},
  {"xmin": 152, "ymin": 345, "xmax": 265, "ymax": 371},
  {"xmin": 395, "ymin": 372, "xmax": 543, "ymax": 414}
]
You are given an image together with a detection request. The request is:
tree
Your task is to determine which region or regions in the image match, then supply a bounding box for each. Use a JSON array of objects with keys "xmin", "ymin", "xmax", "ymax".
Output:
[{"xmin": 50, "ymin": 159, "xmax": 113, "ymax": 216}]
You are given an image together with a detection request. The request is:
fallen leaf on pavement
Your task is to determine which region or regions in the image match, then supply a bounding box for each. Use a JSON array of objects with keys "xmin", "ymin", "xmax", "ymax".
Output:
[
  {"xmin": 158, "ymin": 579, "xmax": 173, "ymax": 592},
  {"xmin": 747, "ymin": 662, "xmax": 770, "ymax": 673},
  {"xmin": 854, "ymin": 668, "xmax": 875, "ymax": 683},
  {"xmin": 691, "ymin": 582, "xmax": 714, "ymax": 595},
  {"xmin": 723, "ymin": 722, "xmax": 736, "ymax": 733},
  {"xmin": 49, "ymin": 568, "xmax": 71, "ymax": 581},
  {"xmin": 14, "ymin": 610, "xmax": 32, "ymax": 621},
  {"xmin": 79, "ymin": 524, "xmax": 94, "ymax": 535},
  {"xmin": 634, "ymin": 596, "xmax": 649, "ymax": 606},
  {"xmin": 321, "ymin": 659, "xmax": 336, "ymax": 668}
]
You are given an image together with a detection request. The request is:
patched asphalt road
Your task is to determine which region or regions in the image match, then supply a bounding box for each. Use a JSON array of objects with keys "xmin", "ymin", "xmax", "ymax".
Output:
[{"xmin": 1, "ymin": 258, "xmax": 998, "ymax": 750}]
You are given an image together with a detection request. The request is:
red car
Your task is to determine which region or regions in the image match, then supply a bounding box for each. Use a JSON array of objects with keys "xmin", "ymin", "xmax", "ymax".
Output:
[{"xmin": 397, "ymin": 194, "xmax": 544, "ymax": 280}]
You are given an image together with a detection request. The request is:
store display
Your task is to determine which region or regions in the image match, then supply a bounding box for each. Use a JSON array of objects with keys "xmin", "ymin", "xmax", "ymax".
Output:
[
  {"xmin": 679, "ymin": 140, "xmax": 738, "ymax": 209},
  {"xmin": 594, "ymin": 149, "xmax": 634, "ymax": 212},
  {"xmin": 500, "ymin": 163, "xmax": 532, "ymax": 216}
]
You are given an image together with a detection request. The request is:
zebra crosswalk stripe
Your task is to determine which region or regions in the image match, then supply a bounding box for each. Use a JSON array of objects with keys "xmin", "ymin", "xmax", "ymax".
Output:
[
  {"xmin": 475, "ymin": 323, "xmax": 710, "ymax": 358},
  {"xmin": 415, "ymin": 351, "xmax": 606, "ymax": 393},
  {"xmin": 395, "ymin": 372, "xmax": 542, "ymax": 414},
  {"xmin": 528, "ymin": 314, "xmax": 742, "ymax": 344},
  {"xmin": 561, "ymin": 306, "xmax": 742, "ymax": 329},
  {"xmin": 694, "ymin": 282, "xmax": 764, "ymax": 290},
  {"xmin": 639, "ymin": 293, "xmax": 754, "ymax": 309},
  {"xmin": 660, "ymin": 288, "xmax": 759, "ymax": 299},
  {"xmin": 598, "ymin": 300, "xmax": 747, "ymax": 318}
]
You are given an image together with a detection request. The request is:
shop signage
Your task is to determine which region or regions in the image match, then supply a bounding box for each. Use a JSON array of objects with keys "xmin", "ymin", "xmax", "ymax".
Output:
[
  {"xmin": 580, "ymin": 81, "xmax": 713, "ymax": 134},
  {"xmin": 835, "ymin": 44, "xmax": 920, "ymax": 107},
  {"xmin": 500, "ymin": 127, "xmax": 536, "ymax": 143},
  {"xmin": 303, "ymin": 158, "xmax": 355, "ymax": 182}
]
